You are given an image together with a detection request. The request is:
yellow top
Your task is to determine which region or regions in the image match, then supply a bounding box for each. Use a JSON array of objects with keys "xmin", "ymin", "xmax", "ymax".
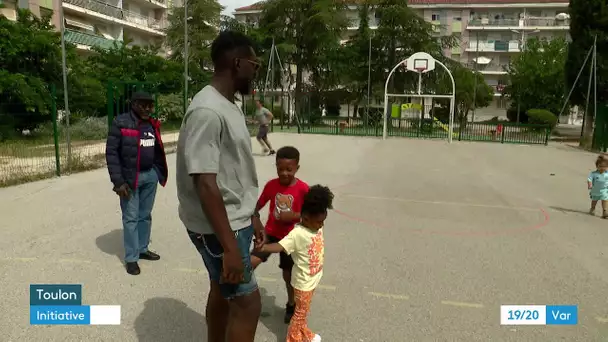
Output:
[{"xmin": 279, "ymin": 225, "xmax": 324, "ymax": 292}]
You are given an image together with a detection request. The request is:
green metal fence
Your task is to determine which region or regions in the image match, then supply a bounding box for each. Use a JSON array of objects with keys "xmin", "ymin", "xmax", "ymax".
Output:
[
  {"xmin": 592, "ymin": 104, "xmax": 608, "ymax": 152},
  {"xmin": 299, "ymin": 116, "xmax": 550, "ymax": 145}
]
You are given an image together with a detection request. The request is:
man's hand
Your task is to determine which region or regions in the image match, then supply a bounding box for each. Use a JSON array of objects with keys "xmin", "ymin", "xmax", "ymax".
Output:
[
  {"xmin": 222, "ymin": 250, "xmax": 245, "ymax": 284},
  {"xmin": 114, "ymin": 184, "xmax": 130, "ymax": 198},
  {"xmin": 253, "ymin": 215, "xmax": 266, "ymax": 250}
]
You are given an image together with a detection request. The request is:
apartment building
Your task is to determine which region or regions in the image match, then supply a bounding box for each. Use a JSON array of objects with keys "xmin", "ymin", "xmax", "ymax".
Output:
[
  {"xmin": 1, "ymin": 0, "xmax": 170, "ymax": 53},
  {"xmin": 234, "ymin": 0, "xmax": 570, "ymax": 113}
]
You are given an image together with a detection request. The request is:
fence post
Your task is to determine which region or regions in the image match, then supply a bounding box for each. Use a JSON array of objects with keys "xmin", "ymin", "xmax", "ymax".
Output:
[
  {"xmin": 51, "ymin": 84, "xmax": 61, "ymax": 177},
  {"xmin": 107, "ymin": 81, "xmax": 114, "ymax": 129},
  {"xmin": 544, "ymin": 126, "xmax": 550, "ymax": 146},
  {"xmin": 500, "ymin": 124, "xmax": 506, "ymax": 143}
]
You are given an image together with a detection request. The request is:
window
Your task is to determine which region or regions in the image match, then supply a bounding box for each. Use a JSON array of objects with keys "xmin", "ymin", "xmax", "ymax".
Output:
[
  {"xmin": 454, "ymin": 17, "xmax": 462, "ymax": 21},
  {"xmin": 432, "ymin": 14, "xmax": 440, "ymax": 21}
]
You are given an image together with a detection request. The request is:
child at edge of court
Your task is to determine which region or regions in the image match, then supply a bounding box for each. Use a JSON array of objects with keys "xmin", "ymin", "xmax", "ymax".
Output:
[
  {"xmin": 251, "ymin": 146, "xmax": 310, "ymax": 323},
  {"xmin": 588, "ymin": 154, "xmax": 608, "ymax": 218},
  {"xmin": 257, "ymin": 185, "xmax": 334, "ymax": 342}
]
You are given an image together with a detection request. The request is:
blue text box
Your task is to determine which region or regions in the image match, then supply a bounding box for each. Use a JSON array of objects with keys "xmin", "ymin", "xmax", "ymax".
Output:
[
  {"xmin": 30, "ymin": 305, "xmax": 90, "ymax": 325},
  {"xmin": 546, "ymin": 305, "xmax": 578, "ymax": 325},
  {"xmin": 30, "ymin": 284, "xmax": 82, "ymax": 306}
]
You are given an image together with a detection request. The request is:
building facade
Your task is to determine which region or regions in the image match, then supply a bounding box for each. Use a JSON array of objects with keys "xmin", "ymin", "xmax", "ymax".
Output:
[
  {"xmin": 1, "ymin": 0, "xmax": 170, "ymax": 52},
  {"xmin": 234, "ymin": 0, "xmax": 570, "ymax": 116}
]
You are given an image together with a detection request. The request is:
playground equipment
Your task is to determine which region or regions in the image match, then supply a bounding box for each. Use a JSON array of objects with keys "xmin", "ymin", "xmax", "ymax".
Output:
[{"xmin": 382, "ymin": 52, "xmax": 456, "ymax": 142}]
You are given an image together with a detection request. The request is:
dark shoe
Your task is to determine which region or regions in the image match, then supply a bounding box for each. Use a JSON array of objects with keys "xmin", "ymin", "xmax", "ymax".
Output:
[
  {"xmin": 126, "ymin": 262, "xmax": 140, "ymax": 275},
  {"xmin": 139, "ymin": 250, "xmax": 160, "ymax": 261},
  {"xmin": 284, "ymin": 303, "xmax": 295, "ymax": 324},
  {"xmin": 269, "ymin": 150, "xmax": 276, "ymax": 155}
]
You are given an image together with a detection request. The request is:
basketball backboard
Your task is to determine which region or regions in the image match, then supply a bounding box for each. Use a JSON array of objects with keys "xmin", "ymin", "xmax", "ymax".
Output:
[{"xmin": 406, "ymin": 52, "xmax": 436, "ymax": 73}]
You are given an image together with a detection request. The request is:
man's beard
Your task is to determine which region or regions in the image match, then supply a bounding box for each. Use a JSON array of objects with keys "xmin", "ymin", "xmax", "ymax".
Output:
[{"xmin": 236, "ymin": 78, "xmax": 252, "ymax": 95}]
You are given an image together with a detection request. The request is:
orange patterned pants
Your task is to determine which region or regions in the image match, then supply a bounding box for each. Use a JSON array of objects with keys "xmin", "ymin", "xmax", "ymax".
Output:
[{"xmin": 286, "ymin": 289, "xmax": 316, "ymax": 342}]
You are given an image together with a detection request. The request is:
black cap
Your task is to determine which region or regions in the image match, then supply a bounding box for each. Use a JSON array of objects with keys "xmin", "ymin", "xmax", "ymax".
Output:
[{"xmin": 131, "ymin": 91, "xmax": 154, "ymax": 102}]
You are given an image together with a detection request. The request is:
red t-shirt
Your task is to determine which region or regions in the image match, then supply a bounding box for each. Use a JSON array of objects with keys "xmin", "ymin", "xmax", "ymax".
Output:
[{"xmin": 257, "ymin": 178, "xmax": 310, "ymax": 239}]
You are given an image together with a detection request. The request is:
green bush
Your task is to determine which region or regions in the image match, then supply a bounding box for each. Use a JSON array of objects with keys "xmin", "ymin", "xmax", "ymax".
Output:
[
  {"xmin": 430, "ymin": 106, "xmax": 450, "ymax": 123},
  {"xmin": 157, "ymin": 93, "xmax": 183, "ymax": 122},
  {"xmin": 526, "ymin": 109, "xmax": 558, "ymax": 129},
  {"xmin": 506, "ymin": 106, "xmax": 529, "ymax": 123}
]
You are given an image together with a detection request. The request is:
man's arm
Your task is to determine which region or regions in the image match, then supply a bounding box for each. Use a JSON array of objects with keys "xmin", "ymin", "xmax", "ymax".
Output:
[
  {"xmin": 105, "ymin": 118, "xmax": 125, "ymax": 188},
  {"xmin": 184, "ymin": 109, "xmax": 238, "ymax": 254},
  {"xmin": 265, "ymin": 108, "xmax": 274, "ymax": 121}
]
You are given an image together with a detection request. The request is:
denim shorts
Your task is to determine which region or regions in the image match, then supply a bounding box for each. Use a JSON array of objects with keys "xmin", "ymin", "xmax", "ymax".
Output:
[{"xmin": 187, "ymin": 225, "xmax": 258, "ymax": 300}]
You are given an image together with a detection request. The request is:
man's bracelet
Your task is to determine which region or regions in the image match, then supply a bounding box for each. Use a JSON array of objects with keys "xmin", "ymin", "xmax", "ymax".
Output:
[{"xmin": 253, "ymin": 211, "xmax": 260, "ymax": 218}]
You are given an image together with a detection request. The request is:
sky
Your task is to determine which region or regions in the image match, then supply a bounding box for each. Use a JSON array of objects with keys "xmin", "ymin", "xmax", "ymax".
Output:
[{"xmin": 220, "ymin": 0, "xmax": 254, "ymax": 16}]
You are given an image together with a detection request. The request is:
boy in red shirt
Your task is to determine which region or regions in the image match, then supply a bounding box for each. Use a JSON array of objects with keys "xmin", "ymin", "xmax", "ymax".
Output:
[{"xmin": 252, "ymin": 146, "xmax": 309, "ymax": 323}]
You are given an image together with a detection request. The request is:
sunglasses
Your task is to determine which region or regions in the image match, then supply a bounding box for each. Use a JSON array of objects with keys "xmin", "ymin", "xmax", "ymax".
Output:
[{"xmin": 242, "ymin": 59, "xmax": 261, "ymax": 71}]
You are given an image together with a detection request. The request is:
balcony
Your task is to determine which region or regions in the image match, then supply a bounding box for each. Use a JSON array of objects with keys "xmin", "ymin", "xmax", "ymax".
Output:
[
  {"xmin": 64, "ymin": 29, "xmax": 116, "ymax": 50},
  {"xmin": 468, "ymin": 18, "xmax": 519, "ymax": 29},
  {"xmin": 63, "ymin": 0, "xmax": 166, "ymax": 34},
  {"xmin": 464, "ymin": 63, "xmax": 509, "ymax": 74},
  {"xmin": 466, "ymin": 40, "xmax": 520, "ymax": 52},
  {"xmin": 468, "ymin": 17, "xmax": 570, "ymax": 31},
  {"xmin": 524, "ymin": 17, "xmax": 569, "ymax": 29}
]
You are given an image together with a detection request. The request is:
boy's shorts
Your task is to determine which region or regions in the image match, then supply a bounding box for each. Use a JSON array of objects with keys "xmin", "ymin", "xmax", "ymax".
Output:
[
  {"xmin": 187, "ymin": 225, "xmax": 258, "ymax": 300},
  {"xmin": 251, "ymin": 235, "xmax": 294, "ymax": 270}
]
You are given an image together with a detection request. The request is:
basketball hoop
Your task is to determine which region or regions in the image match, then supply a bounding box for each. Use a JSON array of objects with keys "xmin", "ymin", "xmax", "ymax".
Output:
[{"xmin": 415, "ymin": 67, "xmax": 427, "ymax": 73}]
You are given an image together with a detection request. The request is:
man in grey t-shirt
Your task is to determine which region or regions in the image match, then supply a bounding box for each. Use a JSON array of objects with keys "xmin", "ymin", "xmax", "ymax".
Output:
[
  {"xmin": 176, "ymin": 31, "xmax": 265, "ymax": 342},
  {"xmin": 254, "ymin": 100, "xmax": 275, "ymax": 155}
]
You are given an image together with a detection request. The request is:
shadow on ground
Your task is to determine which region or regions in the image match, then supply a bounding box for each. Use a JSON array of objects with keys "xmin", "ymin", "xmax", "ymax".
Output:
[
  {"xmin": 259, "ymin": 287, "xmax": 288, "ymax": 341},
  {"xmin": 95, "ymin": 229, "xmax": 123, "ymax": 261},
  {"xmin": 550, "ymin": 206, "xmax": 592, "ymax": 215},
  {"xmin": 134, "ymin": 297, "xmax": 206, "ymax": 342}
]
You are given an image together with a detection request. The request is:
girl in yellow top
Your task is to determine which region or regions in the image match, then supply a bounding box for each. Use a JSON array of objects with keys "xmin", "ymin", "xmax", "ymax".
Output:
[{"xmin": 258, "ymin": 185, "xmax": 334, "ymax": 342}]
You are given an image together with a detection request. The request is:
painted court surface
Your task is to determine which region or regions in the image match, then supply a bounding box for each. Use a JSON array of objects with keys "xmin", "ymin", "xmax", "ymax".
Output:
[{"xmin": 1, "ymin": 132, "xmax": 608, "ymax": 341}]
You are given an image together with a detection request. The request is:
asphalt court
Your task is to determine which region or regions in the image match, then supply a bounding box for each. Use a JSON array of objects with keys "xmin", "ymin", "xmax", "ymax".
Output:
[{"xmin": 1, "ymin": 133, "xmax": 608, "ymax": 341}]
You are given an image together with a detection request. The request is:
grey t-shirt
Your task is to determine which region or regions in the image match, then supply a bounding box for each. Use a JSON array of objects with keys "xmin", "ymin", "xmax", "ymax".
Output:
[
  {"xmin": 255, "ymin": 107, "xmax": 271, "ymax": 126},
  {"xmin": 176, "ymin": 86, "xmax": 259, "ymax": 235}
]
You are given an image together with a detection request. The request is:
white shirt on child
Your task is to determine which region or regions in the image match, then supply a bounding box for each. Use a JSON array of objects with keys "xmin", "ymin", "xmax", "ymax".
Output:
[{"xmin": 279, "ymin": 224, "xmax": 324, "ymax": 292}]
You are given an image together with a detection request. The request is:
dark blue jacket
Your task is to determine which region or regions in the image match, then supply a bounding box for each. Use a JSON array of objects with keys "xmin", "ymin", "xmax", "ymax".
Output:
[{"xmin": 105, "ymin": 111, "xmax": 168, "ymax": 191}]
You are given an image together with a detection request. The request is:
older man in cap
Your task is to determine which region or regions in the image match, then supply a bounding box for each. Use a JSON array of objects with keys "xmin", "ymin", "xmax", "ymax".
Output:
[{"xmin": 105, "ymin": 91, "xmax": 168, "ymax": 275}]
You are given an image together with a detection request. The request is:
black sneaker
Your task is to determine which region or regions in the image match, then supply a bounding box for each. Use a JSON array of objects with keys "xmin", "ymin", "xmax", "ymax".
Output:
[
  {"xmin": 139, "ymin": 250, "xmax": 160, "ymax": 261},
  {"xmin": 269, "ymin": 150, "xmax": 276, "ymax": 156},
  {"xmin": 126, "ymin": 262, "xmax": 140, "ymax": 275},
  {"xmin": 284, "ymin": 303, "xmax": 295, "ymax": 324}
]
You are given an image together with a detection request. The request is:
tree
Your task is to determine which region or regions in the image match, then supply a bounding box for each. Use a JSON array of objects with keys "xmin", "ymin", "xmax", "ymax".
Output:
[
  {"xmin": 565, "ymin": 0, "xmax": 608, "ymax": 147},
  {"xmin": 165, "ymin": 0, "xmax": 221, "ymax": 97},
  {"xmin": 0, "ymin": 10, "xmax": 62, "ymax": 134},
  {"xmin": 374, "ymin": 0, "xmax": 457, "ymax": 95},
  {"xmin": 340, "ymin": 2, "xmax": 376, "ymax": 117},
  {"xmin": 258, "ymin": 0, "xmax": 348, "ymax": 118},
  {"xmin": 86, "ymin": 41, "xmax": 183, "ymax": 95},
  {"xmin": 432, "ymin": 61, "xmax": 493, "ymax": 125},
  {"xmin": 503, "ymin": 37, "xmax": 567, "ymax": 122}
]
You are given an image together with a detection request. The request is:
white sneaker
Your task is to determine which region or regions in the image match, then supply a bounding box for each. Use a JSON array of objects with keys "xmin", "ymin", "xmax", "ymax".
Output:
[{"xmin": 311, "ymin": 334, "xmax": 321, "ymax": 342}]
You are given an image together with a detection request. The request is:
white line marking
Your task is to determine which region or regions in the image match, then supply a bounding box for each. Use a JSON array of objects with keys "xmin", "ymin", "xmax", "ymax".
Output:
[
  {"xmin": 368, "ymin": 292, "xmax": 409, "ymax": 300},
  {"xmin": 595, "ymin": 317, "xmax": 608, "ymax": 323},
  {"xmin": 317, "ymin": 284, "xmax": 337, "ymax": 291},
  {"xmin": 58, "ymin": 258, "xmax": 92, "ymax": 264},
  {"xmin": 340, "ymin": 194, "xmax": 538, "ymax": 212},
  {"xmin": 441, "ymin": 300, "xmax": 484, "ymax": 308}
]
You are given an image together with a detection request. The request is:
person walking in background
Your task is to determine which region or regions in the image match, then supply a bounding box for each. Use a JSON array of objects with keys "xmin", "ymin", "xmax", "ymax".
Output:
[
  {"xmin": 176, "ymin": 31, "xmax": 266, "ymax": 342},
  {"xmin": 105, "ymin": 91, "xmax": 168, "ymax": 276},
  {"xmin": 255, "ymin": 100, "xmax": 275, "ymax": 155}
]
